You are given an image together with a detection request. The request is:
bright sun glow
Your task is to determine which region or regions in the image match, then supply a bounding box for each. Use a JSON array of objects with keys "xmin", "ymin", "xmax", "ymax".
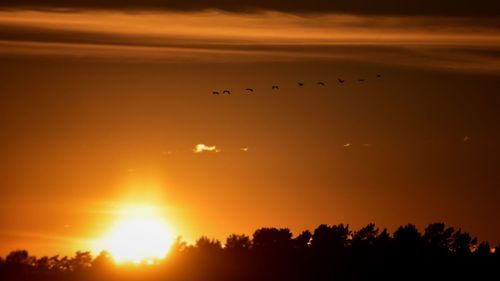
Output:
[{"xmin": 97, "ymin": 205, "xmax": 175, "ymax": 264}]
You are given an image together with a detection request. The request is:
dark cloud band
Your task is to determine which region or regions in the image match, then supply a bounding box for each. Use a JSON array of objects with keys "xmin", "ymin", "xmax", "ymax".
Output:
[{"xmin": 1, "ymin": 0, "xmax": 499, "ymax": 17}]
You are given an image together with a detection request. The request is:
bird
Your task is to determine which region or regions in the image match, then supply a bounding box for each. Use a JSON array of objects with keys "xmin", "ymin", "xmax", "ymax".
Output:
[
  {"xmin": 223, "ymin": 90, "xmax": 231, "ymax": 95},
  {"xmin": 338, "ymin": 79, "xmax": 345, "ymax": 84},
  {"xmin": 376, "ymin": 74, "xmax": 382, "ymax": 78},
  {"xmin": 272, "ymin": 85, "xmax": 279, "ymax": 90},
  {"xmin": 358, "ymin": 79, "xmax": 365, "ymax": 82},
  {"xmin": 245, "ymin": 88, "xmax": 254, "ymax": 92},
  {"xmin": 297, "ymin": 82, "xmax": 304, "ymax": 86},
  {"xmin": 212, "ymin": 91, "xmax": 220, "ymax": 95},
  {"xmin": 317, "ymin": 82, "xmax": 326, "ymax": 86}
]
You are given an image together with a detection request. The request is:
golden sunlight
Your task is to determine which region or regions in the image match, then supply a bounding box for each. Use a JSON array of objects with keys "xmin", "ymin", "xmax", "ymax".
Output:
[{"xmin": 96, "ymin": 205, "xmax": 175, "ymax": 264}]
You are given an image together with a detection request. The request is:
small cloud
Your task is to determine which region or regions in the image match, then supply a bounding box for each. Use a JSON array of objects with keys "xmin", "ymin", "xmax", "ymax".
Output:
[
  {"xmin": 463, "ymin": 136, "xmax": 471, "ymax": 142},
  {"xmin": 343, "ymin": 143, "xmax": 352, "ymax": 147},
  {"xmin": 240, "ymin": 147, "xmax": 249, "ymax": 152},
  {"xmin": 161, "ymin": 150, "xmax": 173, "ymax": 156},
  {"xmin": 193, "ymin": 144, "xmax": 220, "ymax": 153},
  {"xmin": 363, "ymin": 143, "xmax": 373, "ymax": 147}
]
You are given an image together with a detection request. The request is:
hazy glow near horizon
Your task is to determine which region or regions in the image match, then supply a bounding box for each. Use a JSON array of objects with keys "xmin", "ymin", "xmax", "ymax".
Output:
[{"xmin": 95, "ymin": 205, "xmax": 175, "ymax": 264}]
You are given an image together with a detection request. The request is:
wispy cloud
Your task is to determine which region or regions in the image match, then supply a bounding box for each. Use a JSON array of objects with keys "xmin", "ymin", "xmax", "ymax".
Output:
[
  {"xmin": 193, "ymin": 144, "xmax": 220, "ymax": 153},
  {"xmin": 0, "ymin": 11, "xmax": 499, "ymax": 73},
  {"xmin": 1, "ymin": 0, "xmax": 499, "ymax": 17}
]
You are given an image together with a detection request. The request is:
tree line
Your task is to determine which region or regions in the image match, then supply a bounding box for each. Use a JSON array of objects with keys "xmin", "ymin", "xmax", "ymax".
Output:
[{"xmin": 1, "ymin": 222, "xmax": 498, "ymax": 281}]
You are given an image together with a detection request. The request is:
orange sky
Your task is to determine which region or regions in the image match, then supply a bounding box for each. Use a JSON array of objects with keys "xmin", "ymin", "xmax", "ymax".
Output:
[{"xmin": 0, "ymin": 8, "xmax": 499, "ymax": 257}]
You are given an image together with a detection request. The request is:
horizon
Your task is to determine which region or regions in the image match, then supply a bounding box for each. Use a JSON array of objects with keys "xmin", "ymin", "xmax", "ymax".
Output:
[{"xmin": 1, "ymin": 222, "xmax": 497, "ymax": 261}]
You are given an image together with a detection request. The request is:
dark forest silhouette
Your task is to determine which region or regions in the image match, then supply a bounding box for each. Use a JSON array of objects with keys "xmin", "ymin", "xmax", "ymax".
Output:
[{"xmin": 1, "ymin": 223, "xmax": 498, "ymax": 281}]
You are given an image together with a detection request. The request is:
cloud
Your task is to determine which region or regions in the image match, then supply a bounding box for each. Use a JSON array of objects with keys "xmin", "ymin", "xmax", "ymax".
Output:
[
  {"xmin": 193, "ymin": 144, "xmax": 220, "ymax": 153},
  {"xmin": 240, "ymin": 147, "xmax": 249, "ymax": 152},
  {"xmin": 343, "ymin": 143, "xmax": 352, "ymax": 147},
  {"xmin": 1, "ymin": 1, "xmax": 500, "ymax": 17},
  {"xmin": 0, "ymin": 11, "xmax": 499, "ymax": 73}
]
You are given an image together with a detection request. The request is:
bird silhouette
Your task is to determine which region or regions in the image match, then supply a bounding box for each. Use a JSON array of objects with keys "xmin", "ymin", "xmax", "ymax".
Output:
[
  {"xmin": 272, "ymin": 85, "xmax": 279, "ymax": 90},
  {"xmin": 376, "ymin": 74, "xmax": 382, "ymax": 78},
  {"xmin": 338, "ymin": 79, "xmax": 345, "ymax": 84},
  {"xmin": 358, "ymin": 79, "xmax": 365, "ymax": 82},
  {"xmin": 297, "ymin": 82, "xmax": 304, "ymax": 86},
  {"xmin": 223, "ymin": 90, "xmax": 231, "ymax": 95},
  {"xmin": 245, "ymin": 88, "xmax": 254, "ymax": 92},
  {"xmin": 212, "ymin": 91, "xmax": 220, "ymax": 95},
  {"xmin": 317, "ymin": 82, "xmax": 326, "ymax": 86}
]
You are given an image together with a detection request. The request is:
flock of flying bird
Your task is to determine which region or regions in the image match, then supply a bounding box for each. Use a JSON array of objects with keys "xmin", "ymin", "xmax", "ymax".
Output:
[{"xmin": 212, "ymin": 74, "xmax": 382, "ymax": 95}]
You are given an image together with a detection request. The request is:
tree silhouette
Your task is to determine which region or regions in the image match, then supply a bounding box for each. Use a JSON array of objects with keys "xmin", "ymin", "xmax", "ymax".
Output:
[
  {"xmin": 225, "ymin": 234, "xmax": 251, "ymax": 251},
  {"xmin": 354, "ymin": 223, "xmax": 378, "ymax": 242},
  {"xmin": 0, "ymin": 222, "xmax": 497, "ymax": 281},
  {"xmin": 91, "ymin": 251, "xmax": 113, "ymax": 269},
  {"xmin": 6, "ymin": 250, "xmax": 32, "ymax": 266},
  {"xmin": 423, "ymin": 222, "xmax": 454, "ymax": 256},
  {"xmin": 451, "ymin": 229, "xmax": 477, "ymax": 256},
  {"xmin": 252, "ymin": 227, "xmax": 292, "ymax": 251},
  {"xmin": 311, "ymin": 224, "xmax": 351, "ymax": 253},
  {"xmin": 70, "ymin": 251, "xmax": 92, "ymax": 271},
  {"xmin": 293, "ymin": 230, "xmax": 312, "ymax": 250},
  {"xmin": 392, "ymin": 224, "xmax": 423, "ymax": 254},
  {"xmin": 195, "ymin": 236, "xmax": 222, "ymax": 251},
  {"xmin": 475, "ymin": 241, "xmax": 491, "ymax": 257}
]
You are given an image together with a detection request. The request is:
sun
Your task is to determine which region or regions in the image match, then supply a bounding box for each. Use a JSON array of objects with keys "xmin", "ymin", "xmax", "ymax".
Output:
[{"xmin": 97, "ymin": 205, "xmax": 175, "ymax": 264}]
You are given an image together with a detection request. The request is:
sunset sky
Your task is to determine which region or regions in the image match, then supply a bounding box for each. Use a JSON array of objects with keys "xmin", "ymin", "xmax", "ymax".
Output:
[{"xmin": 0, "ymin": 1, "xmax": 499, "ymax": 258}]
